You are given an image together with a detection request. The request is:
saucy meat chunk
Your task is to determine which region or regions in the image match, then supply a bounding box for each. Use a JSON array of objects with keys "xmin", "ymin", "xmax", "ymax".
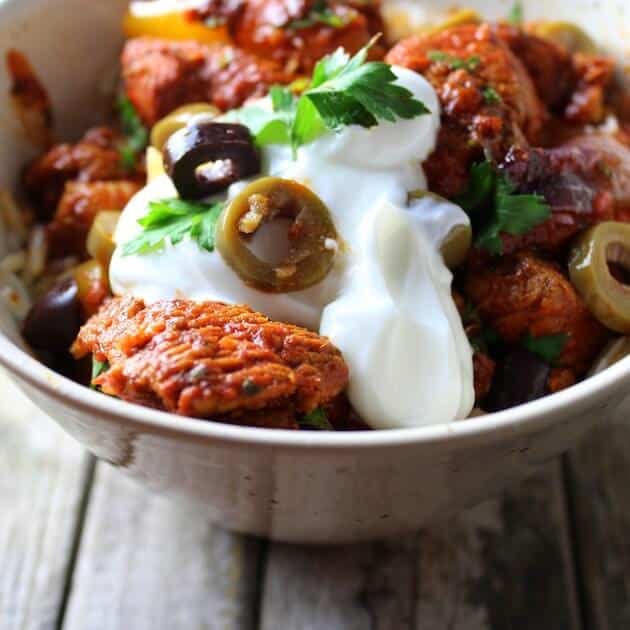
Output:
[
  {"xmin": 386, "ymin": 23, "xmax": 545, "ymax": 197},
  {"xmin": 121, "ymin": 38, "xmax": 291, "ymax": 126},
  {"xmin": 464, "ymin": 251, "xmax": 608, "ymax": 378},
  {"xmin": 23, "ymin": 127, "xmax": 132, "ymax": 220},
  {"xmin": 47, "ymin": 181, "xmax": 141, "ymax": 258},
  {"xmin": 72, "ymin": 296, "xmax": 349, "ymax": 424}
]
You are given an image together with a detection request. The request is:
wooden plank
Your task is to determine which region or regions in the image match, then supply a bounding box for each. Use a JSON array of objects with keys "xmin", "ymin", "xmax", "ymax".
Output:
[
  {"xmin": 0, "ymin": 372, "xmax": 91, "ymax": 630},
  {"xmin": 415, "ymin": 460, "xmax": 580, "ymax": 630},
  {"xmin": 566, "ymin": 418, "xmax": 630, "ymax": 630},
  {"xmin": 61, "ymin": 462, "xmax": 262, "ymax": 630},
  {"xmin": 260, "ymin": 461, "xmax": 581, "ymax": 630}
]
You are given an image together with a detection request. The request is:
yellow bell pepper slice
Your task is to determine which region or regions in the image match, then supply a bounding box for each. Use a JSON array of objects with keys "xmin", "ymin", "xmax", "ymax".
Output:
[{"xmin": 123, "ymin": 9, "xmax": 230, "ymax": 44}]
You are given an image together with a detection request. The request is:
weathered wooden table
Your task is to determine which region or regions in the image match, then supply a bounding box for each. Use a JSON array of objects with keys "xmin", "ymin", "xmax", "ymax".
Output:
[{"xmin": 1, "ymin": 372, "xmax": 627, "ymax": 630}]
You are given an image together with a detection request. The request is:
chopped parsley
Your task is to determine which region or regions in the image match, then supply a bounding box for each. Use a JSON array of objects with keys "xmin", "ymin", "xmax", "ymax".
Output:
[
  {"xmin": 298, "ymin": 407, "xmax": 334, "ymax": 430},
  {"xmin": 456, "ymin": 161, "xmax": 550, "ymax": 256},
  {"xmin": 91, "ymin": 357, "xmax": 109, "ymax": 390},
  {"xmin": 117, "ymin": 96, "xmax": 148, "ymax": 169},
  {"xmin": 522, "ymin": 333, "xmax": 568, "ymax": 365},
  {"xmin": 482, "ymin": 86, "xmax": 502, "ymax": 104},
  {"xmin": 507, "ymin": 1, "xmax": 524, "ymax": 26},
  {"xmin": 288, "ymin": 0, "xmax": 347, "ymax": 30},
  {"xmin": 230, "ymin": 36, "xmax": 430, "ymax": 154},
  {"xmin": 427, "ymin": 51, "xmax": 481, "ymax": 72},
  {"xmin": 122, "ymin": 198, "xmax": 224, "ymax": 256}
]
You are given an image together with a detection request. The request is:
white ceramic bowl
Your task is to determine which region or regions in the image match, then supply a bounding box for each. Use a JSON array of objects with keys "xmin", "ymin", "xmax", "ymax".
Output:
[{"xmin": 1, "ymin": 0, "xmax": 630, "ymax": 543}]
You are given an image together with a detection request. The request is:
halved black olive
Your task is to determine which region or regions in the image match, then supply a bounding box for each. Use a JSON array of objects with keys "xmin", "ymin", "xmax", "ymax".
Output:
[
  {"xmin": 22, "ymin": 277, "xmax": 81, "ymax": 353},
  {"xmin": 163, "ymin": 122, "xmax": 260, "ymax": 199},
  {"xmin": 483, "ymin": 349, "xmax": 551, "ymax": 412}
]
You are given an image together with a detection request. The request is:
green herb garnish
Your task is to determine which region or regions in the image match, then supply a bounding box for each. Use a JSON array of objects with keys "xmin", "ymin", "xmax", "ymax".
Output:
[
  {"xmin": 427, "ymin": 50, "xmax": 481, "ymax": 72},
  {"xmin": 288, "ymin": 0, "xmax": 346, "ymax": 30},
  {"xmin": 507, "ymin": 1, "xmax": 524, "ymax": 25},
  {"xmin": 230, "ymin": 36, "xmax": 430, "ymax": 154},
  {"xmin": 117, "ymin": 96, "xmax": 148, "ymax": 169},
  {"xmin": 482, "ymin": 86, "xmax": 502, "ymax": 104},
  {"xmin": 91, "ymin": 357, "xmax": 110, "ymax": 390},
  {"xmin": 456, "ymin": 160, "xmax": 550, "ymax": 256},
  {"xmin": 122, "ymin": 198, "xmax": 223, "ymax": 256},
  {"xmin": 522, "ymin": 333, "xmax": 568, "ymax": 364},
  {"xmin": 298, "ymin": 407, "xmax": 334, "ymax": 430}
]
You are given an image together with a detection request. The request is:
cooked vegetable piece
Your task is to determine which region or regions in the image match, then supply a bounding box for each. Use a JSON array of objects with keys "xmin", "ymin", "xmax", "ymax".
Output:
[
  {"xmin": 216, "ymin": 177, "xmax": 338, "ymax": 292},
  {"xmin": 530, "ymin": 21, "xmax": 597, "ymax": 54},
  {"xmin": 86, "ymin": 211, "xmax": 121, "ymax": 266},
  {"xmin": 569, "ymin": 222, "xmax": 630, "ymax": 333},
  {"xmin": 150, "ymin": 103, "xmax": 220, "ymax": 151},
  {"xmin": 429, "ymin": 9, "xmax": 481, "ymax": 34},
  {"xmin": 72, "ymin": 259, "xmax": 110, "ymax": 318},
  {"xmin": 483, "ymin": 349, "xmax": 550, "ymax": 412},
  {"xmin": 146, "ymin": 146, "xmax": 165, "ymax": 181},
  {"xmin": 441, "ymin": 224, "xmax": 472, "ymax": 268},
  {"xmin": 163, "ymin": 122, "xmax": 260, "ymax": 199},
  {"xmin": 122, "ymin": 7, "xmax": 229, "ymax": 44},
  {"xmin": 22, "ymin": 277, "xmax": 81, "ymax": 353}
]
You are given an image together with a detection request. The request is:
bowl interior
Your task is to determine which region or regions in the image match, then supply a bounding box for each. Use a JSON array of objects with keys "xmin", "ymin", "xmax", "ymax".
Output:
[{"xmin": 0, "ymin": 0, "xmax": 629, "ymax": 445}]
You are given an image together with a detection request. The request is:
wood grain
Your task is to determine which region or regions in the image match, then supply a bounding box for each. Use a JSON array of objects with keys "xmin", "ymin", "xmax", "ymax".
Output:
[
  {"xmin": 61, "ymin": 463, "xmax": 262, "ymax": 630},
  {"xmin": 567, "ymin": 420, "xmax": 630, "ymax": 630},
  {"xmin": 260, "ymin": 461, "xmax": 581, "ymax": 630},
  {"xmin": 0, "ymin": 374, "xmax": 91, "ymax": 630}
]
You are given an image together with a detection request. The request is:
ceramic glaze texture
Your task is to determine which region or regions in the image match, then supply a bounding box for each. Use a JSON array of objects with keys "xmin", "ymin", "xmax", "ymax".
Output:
[{"xmin": 0, "ymin": 0, "xmax": 630, "ymax": 542}]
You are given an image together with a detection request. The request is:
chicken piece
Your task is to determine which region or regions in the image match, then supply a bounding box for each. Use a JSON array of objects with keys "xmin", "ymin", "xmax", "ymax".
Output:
[
  {"xmin": 190, "ymin": 0, "xmax": 386, "ymax": 73},
  {"xmin": 473, "ymin": 351, "xmax": 496, "ymax": 403},
  {"xmin": 121, "ymin": 38, "xmax": 291, "ymax": 127},
  {"xmin": 47, "ymin": 181, "xmax": 141, "ymax": 258},
  {"xmin": 72, "ymin": 296, "xmax": 349, "ymax": 423},
  {"xmin": 494, "ymin": 24, "xmax": 614, "ymax": 126},
  {"xmin": 23, "ymin": 127, "xmax": 133, "ymax": 220},
  {"xmin": 386, "ymin": 23, "xmax": 545, "ymax": 198},
  {"xmin": 464, "ymin": 251, "xmax": 608, "ymax": 377}
]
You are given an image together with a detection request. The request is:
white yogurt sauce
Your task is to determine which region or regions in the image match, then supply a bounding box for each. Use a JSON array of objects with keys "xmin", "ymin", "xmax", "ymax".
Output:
[{"xmin": 110, "ymin": 66, "xmax": 475, "ymax": 428}]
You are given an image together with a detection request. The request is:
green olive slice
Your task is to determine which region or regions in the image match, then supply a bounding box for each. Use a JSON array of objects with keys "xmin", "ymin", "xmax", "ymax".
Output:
[
  {"xmin": 216, "ymin": 177, "xmax": 339, "ymax": 293},
  {"xmin": 569, "ymin": 221, "xmax": 630, "ymax": 333},
  {"xmin": 441, "ymin": 224, "xmax": 472, "ymax": 269},
  {"xmin": 531, "ymin": 21, "xmax": 597, "ymax": 54},
  {"xmin": 150, "ymin": 103, "xmax": 220, "ymax": 151}
]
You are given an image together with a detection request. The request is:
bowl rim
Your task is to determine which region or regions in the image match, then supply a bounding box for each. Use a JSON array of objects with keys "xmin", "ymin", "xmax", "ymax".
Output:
[{"xmin": 0, "ymin": 327, "xmax": 627, "ymax": 450}]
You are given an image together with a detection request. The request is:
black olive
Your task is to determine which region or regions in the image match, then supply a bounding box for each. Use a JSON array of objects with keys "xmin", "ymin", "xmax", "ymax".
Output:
[
  {"xmin": 163, "ymin": 122, "xmax": 260, "ymax": 199},
  {"xmin": 22, "ymin": 277, "xmax": 81, "ymax": 353},
  {"xmin": 483, "ymin": 349, "xmax": 550, "ymax": 412}
]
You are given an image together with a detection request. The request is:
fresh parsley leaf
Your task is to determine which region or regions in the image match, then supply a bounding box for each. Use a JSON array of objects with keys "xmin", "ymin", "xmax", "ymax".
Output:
[
  {"xmin": 427, "ymin": 51, "xmax": 481, "ymax": 72},
  {"xmin": 298, "ymin": 39, "xmax": 430, "ymax": 140},
  {"xmin": 117, "ymin": 96, "xmax": 148, "ymax": 169},
  {"xmin": 482, "ymin": 86, "xmax": 502, "ymax": 104},
  {"xmin": 298, "ymin": 407, "xmax": 334, "ymax": 430},
  {"xmin": 507, "ymin": 1, "xmax": 524, "ymax": 25},
  {"xmin": 454, "ymin": 161, "xmax": 496, "ymax": 218},
  {"xmin": 91, "ymin": 357, "xmax": 109, "ymax": 390},
  {"xmin": 477, "ymin": 176, "xmax": 550, "ymax": 255},
  {"xmin": 456, "ymin": 161, "xmax": 550, "ymax": 255},
  {"xmin": 288, "ymin": 0, "xmax": 346, "ymax": 30},
  {"xmin": 229, "ymin": 36, "xmax": 430, "ymax": 153},
  {"xmin": 122, "ymin": 198, "xmax": 224, "ymax": 256},
  {"xmin": 522, "ymin": 333, "xmax": 568, "ymax": 364}
]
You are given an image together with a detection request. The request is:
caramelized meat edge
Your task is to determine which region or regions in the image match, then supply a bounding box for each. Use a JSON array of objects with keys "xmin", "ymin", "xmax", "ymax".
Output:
[{"xmin": 72, "ymin": 296, "xmax": 349, "ymax": 425}]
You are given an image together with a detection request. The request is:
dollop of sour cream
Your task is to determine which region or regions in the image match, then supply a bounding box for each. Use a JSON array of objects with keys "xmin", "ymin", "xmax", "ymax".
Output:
[{"xmin": 110, "ymin": 67, "xmax": 475, "ymax": 428}]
